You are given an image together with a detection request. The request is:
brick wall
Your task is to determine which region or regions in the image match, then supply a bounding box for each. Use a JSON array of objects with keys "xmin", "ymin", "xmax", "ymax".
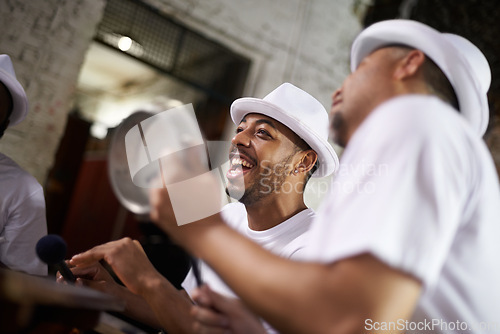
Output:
[{"xmin": 0, "ymin": 0, "xmax": 106, "ymax": 182}]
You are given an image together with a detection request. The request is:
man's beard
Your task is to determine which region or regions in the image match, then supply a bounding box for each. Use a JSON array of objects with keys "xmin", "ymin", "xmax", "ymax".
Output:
[
  {"xmin": 331, "ymin": 112, "xmax": 348, "ymax": 148},
  {"xmin": 226, "ymin": 152, "xmax": 296, "ymax": 206}
]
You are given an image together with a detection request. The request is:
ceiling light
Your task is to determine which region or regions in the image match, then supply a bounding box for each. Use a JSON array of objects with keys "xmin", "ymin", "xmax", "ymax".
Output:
[{"xmin": 118, "ymin": 36, "xmax": 133, "ymax": 51}]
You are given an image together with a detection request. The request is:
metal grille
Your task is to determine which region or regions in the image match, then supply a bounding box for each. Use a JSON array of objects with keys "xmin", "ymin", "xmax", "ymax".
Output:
[
  {"xmin": 95, "ymin": 0, "xmax": 250, "ymax": 104},
  {"xmin": 174, "ymin": 32, "xmax": 231, "ymax": 88}
]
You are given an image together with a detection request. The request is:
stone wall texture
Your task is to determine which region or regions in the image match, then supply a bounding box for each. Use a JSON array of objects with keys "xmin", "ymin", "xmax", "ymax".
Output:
[{"xmin": 0, "ymin": 0, "xmax": 106, "ymax": 182}]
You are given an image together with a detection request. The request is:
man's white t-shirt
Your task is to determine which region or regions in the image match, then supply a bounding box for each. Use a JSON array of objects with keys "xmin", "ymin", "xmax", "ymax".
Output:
[
  {"xmin": 0, "ymin": 153, "xmax": 47, "ymax": 275},
  {"xmin": 183, "ymin": 202, "xmax": 314, "ymax": 296},
  {"xmin": 183, "ymin": 202, "xmax": 314, "ymax": 333},
  {"xmin": 305, "ymin": 95, "xmax": 500, "ymax": 333}
]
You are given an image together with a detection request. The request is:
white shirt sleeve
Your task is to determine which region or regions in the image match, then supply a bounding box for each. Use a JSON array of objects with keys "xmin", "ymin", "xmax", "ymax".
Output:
[
  {"xmin": 0, "ymin": 185, "xmax": 48, "ymax": 275},
  {"xmin": 309, "ymin": 96, "xmax": 469, "ymax": 291}
]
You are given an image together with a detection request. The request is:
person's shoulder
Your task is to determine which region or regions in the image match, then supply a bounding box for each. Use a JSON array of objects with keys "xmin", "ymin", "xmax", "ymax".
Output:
[
  {"xmin": 277, "ymin": 208, "xmax": 315, "ymax": 236},
  {"xmin": 294, "ymin": 207, "xmax": 316, "ymax": 226},
  {"xmin": 343, "ymin": 95, "xmax": 477, "ymax": 168},
  {"xmin": 0, "ymin": 153, "xmax": 42, "ymax": 193},
  {"xmin": 280, "ymin": 209, "xmax": 315, "ymax": 259},
  {"xmin": 358, "ymin": 95, "xmax": 468, "ymax": 144},
  {"xmin": 375, "ymin": 95, "xmax": 457, "ymax": 128}
]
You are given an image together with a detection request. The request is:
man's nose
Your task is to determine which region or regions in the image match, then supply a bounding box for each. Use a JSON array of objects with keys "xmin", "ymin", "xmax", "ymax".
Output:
[{"xmin": 231, "ymin": 129, "xmax": 251, "ymax": 147}]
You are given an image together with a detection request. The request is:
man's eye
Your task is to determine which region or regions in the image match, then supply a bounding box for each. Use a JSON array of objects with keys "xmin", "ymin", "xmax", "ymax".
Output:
[
  {"xmin": 236, "ymin": 127, "xmax": 243, "ymax": 134},
  {"xmin": 257, "ymin": 129, "xmax": 270, "ymax": 137}
]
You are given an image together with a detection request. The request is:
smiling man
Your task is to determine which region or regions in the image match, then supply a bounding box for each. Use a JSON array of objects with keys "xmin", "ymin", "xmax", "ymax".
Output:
[
  {"xmin": 69, "ymin": 83, "xmax": 338, "ymax": 333},
  {"xmin": 181, "ymin": 84, "xmax": 338, "ymax": 332}
]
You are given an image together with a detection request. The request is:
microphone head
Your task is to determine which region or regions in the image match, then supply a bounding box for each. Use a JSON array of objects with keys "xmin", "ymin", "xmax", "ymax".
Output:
[{"xmin": 36, "ymin": 234, "xmax": 68, "ymax": 265}]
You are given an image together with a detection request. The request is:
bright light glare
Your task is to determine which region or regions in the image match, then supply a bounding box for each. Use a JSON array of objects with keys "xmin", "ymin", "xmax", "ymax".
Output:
[{"xmin": 118, "ymin": 36, "xmax": 132, "ymax": 51}]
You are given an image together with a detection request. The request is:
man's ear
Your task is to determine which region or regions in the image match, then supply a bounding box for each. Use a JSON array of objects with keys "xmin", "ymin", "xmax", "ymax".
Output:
[
  {"xmin": 393, "ymin": 49, "xmax": 425, "ymax": 80},
  {"xmin": 297, "ymin": 150, "xmax": 318, "ymax": 174}
]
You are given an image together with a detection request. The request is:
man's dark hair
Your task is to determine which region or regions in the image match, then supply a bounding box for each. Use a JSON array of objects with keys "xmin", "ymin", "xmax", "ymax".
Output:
[{"xmin": 421, "ymin": 56, "xmax": 460, "ymax": 111}]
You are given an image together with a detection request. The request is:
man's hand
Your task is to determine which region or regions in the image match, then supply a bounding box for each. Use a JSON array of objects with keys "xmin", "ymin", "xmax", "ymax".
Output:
[
  {"xmin": 69, "ymin": 238, "xmax": 161, "ymax": 296},
  {"xmin": 57, "ymin": 261, "xmax": 120, "ymax": 294},
  {"xmin": 191, "ymin": 285, "xmax": 267, "ymax": 334}
]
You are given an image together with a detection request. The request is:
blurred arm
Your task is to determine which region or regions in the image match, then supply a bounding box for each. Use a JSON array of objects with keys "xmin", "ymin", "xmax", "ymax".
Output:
[{"xmin": 160, "ymin": 216, "xmax": 421, "ymax": 334}]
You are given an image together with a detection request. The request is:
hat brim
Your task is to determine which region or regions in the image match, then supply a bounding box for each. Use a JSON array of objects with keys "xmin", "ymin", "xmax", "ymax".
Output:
[
  {"xmin": 230, "ymin": 97, "xmax": 339, "ymax": 177},
  {"xmin": 350, "ymin": 20, "xmax": 488, "ymax": 136},
  {"xmin": 0, "ymin": 68, "xmax": 28, "ymax": 127}
]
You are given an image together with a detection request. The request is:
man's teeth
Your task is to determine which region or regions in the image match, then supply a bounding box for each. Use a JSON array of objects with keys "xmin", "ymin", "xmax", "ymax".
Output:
[{"xmin": 232, "ymin": 158, "xmax": 254, "ymax": 168}]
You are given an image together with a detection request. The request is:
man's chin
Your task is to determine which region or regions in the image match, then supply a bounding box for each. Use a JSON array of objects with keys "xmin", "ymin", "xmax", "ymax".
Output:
[
  {"xmin": 225, "ymin": 185, "xmax": 245, "ymax": 201},
  {"xmin": 330, "ymin": 115, "xmax": 348, "ymax": 148}
]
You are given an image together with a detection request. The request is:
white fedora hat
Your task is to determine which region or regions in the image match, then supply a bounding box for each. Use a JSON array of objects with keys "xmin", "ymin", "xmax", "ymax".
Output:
[
  {"xmin": 230, "ymin": 83, "xmax": 339, "ymax": 177},
  {"xmin": 0, "ymin": 55, "xmax": 28, "ymax": 127},
  {"xmin": 351, "ymin": 19, "xmax": 491, "ymax": 136}
]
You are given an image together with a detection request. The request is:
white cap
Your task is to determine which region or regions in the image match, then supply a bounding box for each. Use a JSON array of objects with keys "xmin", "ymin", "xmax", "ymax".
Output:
[
  {"xmin": 231, "ymin": 83, "xmax": 339, "ymax": 177},
  {"xmin": 351, "ymin": 19, "xmax": 491, "ymax": 136},
  {"xmin": 0, "ymin": 55, "xmax": 28, "ymax": 127}
]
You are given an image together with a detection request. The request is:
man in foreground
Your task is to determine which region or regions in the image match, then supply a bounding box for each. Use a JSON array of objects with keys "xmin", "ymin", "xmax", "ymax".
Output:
[
  {"xmin": 148, "ymin": 20, "xmax": 500, "ymax": 333},
  {"xmin": 68, "ymin": 83, "xmax": 338, "ymax": 333}
]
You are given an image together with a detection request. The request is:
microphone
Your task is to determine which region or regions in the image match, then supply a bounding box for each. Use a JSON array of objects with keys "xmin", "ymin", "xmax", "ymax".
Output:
[{"xmin": 36, "ymin": 234, "xmax": 76, "ymax": 283}]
